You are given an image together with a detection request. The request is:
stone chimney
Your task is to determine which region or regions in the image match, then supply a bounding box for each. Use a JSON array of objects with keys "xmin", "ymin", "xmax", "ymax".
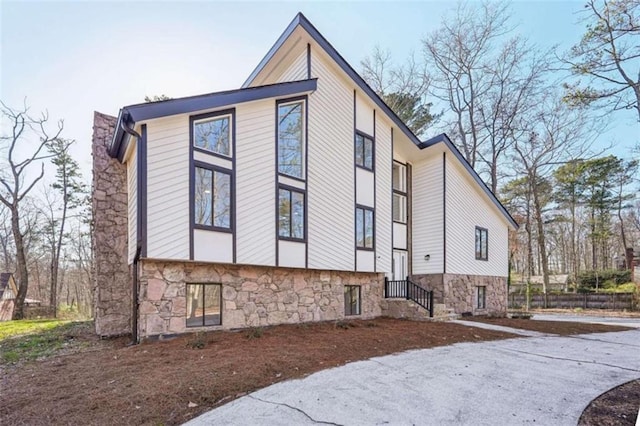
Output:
[{"xmin": 91, "ymin": 111, "xmax": 131, "ymax": 337}]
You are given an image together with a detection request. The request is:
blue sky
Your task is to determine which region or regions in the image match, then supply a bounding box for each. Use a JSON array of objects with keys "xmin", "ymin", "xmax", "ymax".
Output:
[{"xmin": 1, "ymin": 1, "xmax": 637, "ymax": 180}]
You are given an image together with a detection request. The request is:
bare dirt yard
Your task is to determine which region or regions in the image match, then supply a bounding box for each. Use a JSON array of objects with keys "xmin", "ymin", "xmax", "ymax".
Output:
[
  {"xmin": 464, "ymin": 316, "xmax": 634, "ymax": 335},
  {"xmin": 579, "ymin": 379, "xmax": 640, "ymax": 426},
  {"xmin": 0, "ymin": 317, "xmax": 633, "ymax": 426}
]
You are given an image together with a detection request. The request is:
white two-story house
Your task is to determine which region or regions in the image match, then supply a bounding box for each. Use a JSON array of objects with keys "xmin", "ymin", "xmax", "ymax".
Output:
[{"xmin": 92, "ymin": 13, "xmax": 518, "ymax": 340}]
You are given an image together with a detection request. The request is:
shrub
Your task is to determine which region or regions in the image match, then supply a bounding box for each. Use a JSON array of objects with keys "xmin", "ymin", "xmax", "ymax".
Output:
[
  {"xmin": 576, "ymin": 270, "xmax": 631, "ymax": 291},
  {"xmin": 245, "ymin": 327, "xmax": 263, "ymax": 340}
]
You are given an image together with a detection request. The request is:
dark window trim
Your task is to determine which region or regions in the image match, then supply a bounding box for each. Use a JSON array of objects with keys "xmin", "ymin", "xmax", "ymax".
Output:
[
  {"xmin": 192, "ymin": 109, "xmax": 234, "ymax": 160},
  {"xmin": 185, "ymin": 283, "xmax": 223, "ymax": 327},
  {"xmin": 193, "ymin": 161, "xmax": 234, "ymax": 233},
  {"xmin": 475, "ymin": 226, "xmax": 489, "ymax": 261},
  {"xmin": 277, "ymin": 184, "xmax": 307, "ymax": 243},
  {"xmin": 392, "ymin": 192, "xmax": 407, "ymax": 225},
  {"xmin": 344, "ymin": 285, "xmax": 361, "ymax": 316},
  {"xmin": 355, "ymin": 204, "xmax": 375, "ymax": 251},
  {"xmin": 276, "ymin": 96, "xmax": 307, "ymax": 181},
  {"xmin": 189, "ymin": 108, "xmax": 237, "ymax": 262},
  {"xmin": 354, "ymin": 130, "xmax": 375, "ymax": 172}
]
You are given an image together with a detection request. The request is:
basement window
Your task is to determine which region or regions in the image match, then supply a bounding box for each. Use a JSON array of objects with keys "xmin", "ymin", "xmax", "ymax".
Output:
[
  {"xmin": 186, "ymin": 284, "xmax": 222, "ymax": 327},
  {"xmin": 344, "ymin": 285, "xmax": 361, "ymax": 316},
  {"xmin": 477, "ymin": 286, "xmax": 486, "ymax": 310}
]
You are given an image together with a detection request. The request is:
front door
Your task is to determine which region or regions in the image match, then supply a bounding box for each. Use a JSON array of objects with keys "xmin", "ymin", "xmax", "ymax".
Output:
[{"xmin": 393, "ymin": 250, "xmax": 408, "ymax": 281}]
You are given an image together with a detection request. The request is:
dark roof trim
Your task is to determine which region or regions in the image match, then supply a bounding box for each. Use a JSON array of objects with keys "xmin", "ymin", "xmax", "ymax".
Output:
[
  {"xmin": 242, "ymin": 12, "xmax": 422, "ymax": 147},
  {"xmin": 420, "ymin": 133, "xmax": 519, "ymax": 230},
  {"xmin": 109, "ymin": 78, "xmax": 317, "ymax": 161}
]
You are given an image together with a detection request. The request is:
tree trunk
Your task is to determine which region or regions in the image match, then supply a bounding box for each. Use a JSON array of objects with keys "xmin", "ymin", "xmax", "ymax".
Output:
[
  {"xmin": 532, "ymin": 182, "xmax": 550, "ymax": 296},
  {"xmin": 11, "ymin": 206, "xmax": 28, "ymax": 319}
]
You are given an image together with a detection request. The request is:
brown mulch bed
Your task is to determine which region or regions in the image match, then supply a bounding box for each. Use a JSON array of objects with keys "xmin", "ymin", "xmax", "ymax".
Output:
[
  {"xmin": 0, "ymin": 318, "xmax": 516, "ymax": 426},
  {"xmin": 464, "ymin": 317, "xmax": 634, "ymax": 335},
  {"xmin": 579, "ymin": 379, "xmax": 640, "ymax": 426}
]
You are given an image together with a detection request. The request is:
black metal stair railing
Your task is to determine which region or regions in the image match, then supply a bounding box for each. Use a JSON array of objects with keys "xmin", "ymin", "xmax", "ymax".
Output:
[{"xmin": 384, "ymin": 276, "xmax": 434, "ymax": 317}]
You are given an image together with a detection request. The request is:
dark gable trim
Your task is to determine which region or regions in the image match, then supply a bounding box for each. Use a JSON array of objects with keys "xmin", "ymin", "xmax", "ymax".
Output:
[
  {"xmin": 110, "ymin": 79, "xmax": 317, "ymax": 161},
  {"xmin": 137, "ymin": 124, "xmax": 147, "ymax": 257},
  {"xmin": 189, "ymin": 109, "xmax": 237, "ymax": 262},
  {"xmin": 306, "ymin": 43, "xmax": 311, "ymax": 79},
  {"xmin": 242, "ymin": 13, "xmax": 422, "ymax": 147},
  {"xmin": 420, "ymin": 133, "xmax": 519, "ymax": 230}
]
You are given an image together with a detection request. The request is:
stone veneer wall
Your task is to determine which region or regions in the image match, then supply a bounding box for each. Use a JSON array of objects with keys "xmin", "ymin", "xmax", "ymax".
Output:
[
  {"xmin": 92, "ymin": 112, "xmax": 131, "ymax": 337},
  {"xmin": 138, "ymin": 260, "xmax": 383, "ymax": 338},
  {"xmin": 411, "ymin": 273, "xmax": 507, "ymax": 315}
]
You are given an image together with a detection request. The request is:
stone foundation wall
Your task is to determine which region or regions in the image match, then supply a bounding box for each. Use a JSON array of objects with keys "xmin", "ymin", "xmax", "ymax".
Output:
[
  {"xmin": 92, "ymin": 112, "xmax": 131, "ymax": 337},
  {"xmin": 138, "ymin": 260, "xmax": 383, "ymax": 338},
  {"xmin": 411, "ymin": 273, "xmax": 507, "ymax": 315}
]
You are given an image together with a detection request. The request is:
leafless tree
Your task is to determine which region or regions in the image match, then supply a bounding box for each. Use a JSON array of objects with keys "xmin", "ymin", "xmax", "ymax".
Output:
[
  {"xmin": 562, "ymin": 0, "xmax": 640, "ymax": 121},
  {"xmin": 0, "ymin": 101, "xmax": 62, "ymax": 319}
]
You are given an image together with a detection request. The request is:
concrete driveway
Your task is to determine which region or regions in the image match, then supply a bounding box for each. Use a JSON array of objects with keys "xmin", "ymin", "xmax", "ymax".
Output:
[{"xmin": 186, "ymin": 324, "xmax": 640, "ymax": 426}]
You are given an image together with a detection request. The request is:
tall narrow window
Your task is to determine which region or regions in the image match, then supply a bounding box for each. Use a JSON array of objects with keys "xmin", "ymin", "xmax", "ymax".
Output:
[
  {"xmin": 344, "ymin": 285, "xmax": 361, "ymax": 316},
  {"xmin": 477, "ymin": 286, "xmax": 486, "ymax": 309},
  {"xmin": 393, "ymin": 162, "xmax": 407, "ymax": 223},
  {"xmin": 278, "ymin": 101, "xmax": 304, "ymax": 179},
  {"xmin": 186, "ymin": 284, "xmax": 222, "ymax": 327},
  {"xmin": 475, "ymin": 227, "xmax": 488, "ymax": 260},
  {"xmin": 355, "ymin": 133, "xmax": 373, "ymax": 170},
  {"xmin": 195, "ymin": 166, "xmax": 232, "ymax": 230},
  {"xmin": 356, "ymin": 207, "xmax": 374, "ymax": 249},
  {"xmin": 193, "ymin": 115, "xmax": 232, "ymax": 157},
  {"xmin": 279, "ymin": 188, "xmax": 305, "ymax": 240}
]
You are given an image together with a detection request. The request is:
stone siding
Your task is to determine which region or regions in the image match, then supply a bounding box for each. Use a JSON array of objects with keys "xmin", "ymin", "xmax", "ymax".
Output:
[
  {"xmin": 92, "ymin": 112, "xmax": 131, "ymax": 337},
  {"xmin": 138, "ymin": 260, "xmax": 383, "ymax": 338},
  {"xmin": 411, "ymin": 273, "xmax": 507, "ymax": 315}
]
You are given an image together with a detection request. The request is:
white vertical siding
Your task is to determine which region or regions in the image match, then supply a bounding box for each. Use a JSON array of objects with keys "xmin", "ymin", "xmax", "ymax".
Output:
[
  {"xmin": 412, "ymin": 151, "xmax": 444, "ymax": 274},
  {"xmin": 146, "ymin": 115, "xmax": 190, "ymax": 260},
  {"xmin": 126, "ymin": 142, "xmax": 137, "ymax": 264},
  {"xmin": 307, "ymin": 50, "xmax": 354, "ymax": 271},
  {"xmin": 278, "ymin": 241, "xmax": 306, "ymax": 268},
  {"xmin": 445, "ymin": 156, "xmax": 509, "ymax": 276},
  {"xmin": 236, "ymin": 100, "xmax": 276, "ymax": 266},
  {"xmin": 193, "ymin": 230, "xmax": 233, "ymax": 263},
  {"xmin": 355, "ymin": 168, "xmax": 374, "ymax": 207},
  {"xmin": 375, "ymin": 118, "xmax": 393, "ymax": 275},
  {"xmin": 356, "ymin": 250, "xmax": 375, "ymax": 272},
  {"xmin": 276, "ymin": 48, "xmax": 308, "ymax": 83},
  {"xmin": 355, "ymin": 94, "xmax": 374, "ymax": 136}
]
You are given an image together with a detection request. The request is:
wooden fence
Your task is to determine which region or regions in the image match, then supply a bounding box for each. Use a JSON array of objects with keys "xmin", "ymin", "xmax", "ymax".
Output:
[{"xmin": 508, "ymin": 293, "xmax": 636, "ymax": 310}]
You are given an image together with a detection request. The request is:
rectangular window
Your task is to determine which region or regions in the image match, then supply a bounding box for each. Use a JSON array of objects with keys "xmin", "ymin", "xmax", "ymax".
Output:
[
  {"xmin": 477, "ymin": 286, "xmax": 486, "ymax": 309},
  {"xmin": 356, "ymin": 207, "xmax": 374, "ymax": 249},
  {"xmin": 355, "ymin": 133, "xmax": 374, "ymax": 170},
  {"xmin": 278, "ymin": 101, "xmax": 305, "ymax": 179},
  {"xmin": 393, "ymin": 194, "xmax": 407, "ymax": 223},
  {"xmin": 392, "ymin": 162, "xmax": 406, "ymax": 192},
  {"xmin": 279, "ymin": 188, "xmax": 305, "ymax": 240},
  {"xmin": 186, "ymin": 284, "xmax": 222, "ymax": 327},
  {"xmin": 344, "ymin": 285, "xmax": 361, "ymax": 316},
  {"xmin": 195, "ymin": 166, "xmax": 232, "ymax": 230},
  {"xmin": 193, "ymin": 114, "xmax": 232, "ymax": 157},
  {"xmin": 475, "ymin": 227, "xmax": 488, "ymax": 260}
]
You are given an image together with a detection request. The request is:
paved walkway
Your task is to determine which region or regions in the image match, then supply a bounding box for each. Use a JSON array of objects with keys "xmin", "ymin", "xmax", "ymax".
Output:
[
  {"xmin": 186, "ymin": 322, "xmax": 640, "ymax": 426},
  {"xmin": 531, "ymin": 312, "xmax": 640, "ymax": 328}
]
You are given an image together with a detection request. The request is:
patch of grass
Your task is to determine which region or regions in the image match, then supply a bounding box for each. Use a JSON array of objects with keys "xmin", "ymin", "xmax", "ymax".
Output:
[
  {"xmin": 0, "ymin": 321, "xmax": 93, "ymax": 364},
  {"xmin": 245, "ymin": 327, "xmax": 264, "ymax": 340},
  {"xmin": 0, "ymin": 319, "xmax": 69, "ymax": 340}
]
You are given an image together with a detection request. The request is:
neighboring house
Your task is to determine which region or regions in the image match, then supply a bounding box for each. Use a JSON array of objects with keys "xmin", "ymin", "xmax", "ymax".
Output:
[
  {"xmin": 0, "ymin": 273, "xmax": 18, "ymax": 321},
  {"xmin": 92, "ymin": 13, "xmax": 518, "ymax": 340},
  {"xmin": 510, "ymin": 275, "xmax": 569, "ymax": 293}
]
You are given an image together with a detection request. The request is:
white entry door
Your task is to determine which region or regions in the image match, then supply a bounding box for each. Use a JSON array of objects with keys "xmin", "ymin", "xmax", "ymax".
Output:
[{"xmin": 393, "ymin": 250, "xmax": 408, "ymax": 281}]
